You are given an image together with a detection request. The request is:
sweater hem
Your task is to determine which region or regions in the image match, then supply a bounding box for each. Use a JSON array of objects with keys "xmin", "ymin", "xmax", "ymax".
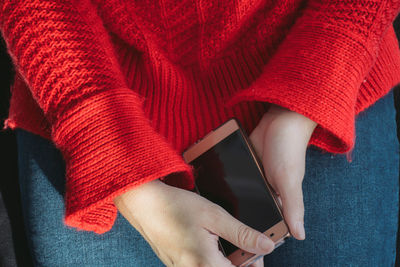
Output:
[{"xmin": 64, "ymin": 164, "xmax": 193, "ymax": 234}]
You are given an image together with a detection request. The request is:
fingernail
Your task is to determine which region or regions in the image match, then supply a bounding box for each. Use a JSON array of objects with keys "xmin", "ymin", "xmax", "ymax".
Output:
[
  {"xmin": 296, "ymin": 221, "xmax": 305, "ymax": 240},
  {"xmin": 256, "ymin": 234, "xmax": 274, "ymax": 253}
]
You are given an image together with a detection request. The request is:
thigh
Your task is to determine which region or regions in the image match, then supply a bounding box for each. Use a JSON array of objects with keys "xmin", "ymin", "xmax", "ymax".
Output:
[
  {"xmin": 16, "ymin": 130, "xmax": 164, "ymax": 267},
  {"xmin": 264, "ymin": 91, "xmax": 399, "ymax": 267}
]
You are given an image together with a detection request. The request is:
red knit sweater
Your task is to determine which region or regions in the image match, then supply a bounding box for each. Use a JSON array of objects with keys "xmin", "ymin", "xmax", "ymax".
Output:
[{"xmin": 1, "ymin": 0, "xmax": 400, "ymax": 234}]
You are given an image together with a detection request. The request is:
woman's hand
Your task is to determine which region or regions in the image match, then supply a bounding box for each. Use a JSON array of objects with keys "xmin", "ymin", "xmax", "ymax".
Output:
[
  {"xmin": 249, "ymin": 105, "xmax": 317, "ymax": 240},
  {"xmin": 114, "ymin": 179, "xmax": 275, "ymax": 267}
]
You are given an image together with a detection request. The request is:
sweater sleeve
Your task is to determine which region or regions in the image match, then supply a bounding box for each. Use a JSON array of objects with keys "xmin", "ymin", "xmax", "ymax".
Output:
[
  {"xmin": 0, "ymin": 0, "xmax": 194, "ymax": 234},
  {"xmin": 227, "ymin": 1, "xmax": 400, "ymax": 153}
]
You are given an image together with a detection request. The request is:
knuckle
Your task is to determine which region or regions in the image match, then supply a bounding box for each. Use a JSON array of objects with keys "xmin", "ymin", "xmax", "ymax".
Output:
[
  {"xmin": 272, "ymin": 160, "xmax": 304, "ymax": 180},
  {"xmin": 236, "ymin": 224, "xmax": 255, "ymax": 248},
  {"xmin": 177, "ymin": 250, "xmax": 211, "ymax": 267},
  {"xmin": 207, "ymin": 202, "xmax": 227, "ymax": 221},
  {"xmin": 273, "ymin": 169, "xmax": 303, "ymax": 191}
]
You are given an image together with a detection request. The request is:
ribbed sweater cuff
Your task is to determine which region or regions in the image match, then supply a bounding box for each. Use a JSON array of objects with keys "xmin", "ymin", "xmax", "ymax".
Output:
[
  {"xmin": 227, "ymin": 15, "xmax": 378, "ymax": 153},
  {"xmin": 52, "ymin": 88, "xmax": 194, "ymax": 234},
  {"xmin": 356, "ymin": 27, "xmax": 400, "ymax": 113}
]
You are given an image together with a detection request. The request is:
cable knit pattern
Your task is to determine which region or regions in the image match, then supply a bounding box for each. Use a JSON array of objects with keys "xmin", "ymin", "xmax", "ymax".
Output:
[
  {"xmin": 1, "ymin": 0, "xmax": 194, "ymax": 234},
  {"xmin": 1, "ymin": 0, "xmax": 400, "ymax": 233},
  {"xmin": 228, "ymin": 0, "xmax": 400, "ymax": 152}
]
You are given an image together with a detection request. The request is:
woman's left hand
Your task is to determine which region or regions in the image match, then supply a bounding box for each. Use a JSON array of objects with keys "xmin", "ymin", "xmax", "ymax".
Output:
[{"xmin": 249, "ymin": 104, "xmax": 317, "ymax": 241}]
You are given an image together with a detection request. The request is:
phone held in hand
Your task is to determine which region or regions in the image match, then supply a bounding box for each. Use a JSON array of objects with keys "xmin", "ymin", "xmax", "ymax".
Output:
[{"xmin": 182, "ymin": 118, "xmax": 290, "ymax": 266}]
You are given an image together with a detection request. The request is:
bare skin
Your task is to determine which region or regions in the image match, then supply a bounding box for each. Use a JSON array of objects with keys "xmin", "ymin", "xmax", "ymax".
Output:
[
  {"xmin": 249, "ymin": 105, "xmax": 317, "ymax": 241},
  {"xmin": 114, "ymin": 104, "xmax": 317, "ymax": 266}
]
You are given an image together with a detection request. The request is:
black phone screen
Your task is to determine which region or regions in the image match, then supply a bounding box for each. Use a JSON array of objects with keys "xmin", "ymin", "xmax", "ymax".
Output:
[{"xmin": 190, "ymin": 130, "xmax": 282, "ymax": 256}]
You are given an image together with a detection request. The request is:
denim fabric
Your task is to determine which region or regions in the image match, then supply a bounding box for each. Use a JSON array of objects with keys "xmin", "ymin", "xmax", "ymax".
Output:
[
  {"xmin": 0, "ymin": 192, "xmax": 17, "ymax": 267},
  {"xmin": 17, "ymin": 91, "xmax": 398, "ymax": 266},
  {"xmin": 16, "ymin": 132, "xmax": 164, "ymax": 266},
  {"xmin": 265, "ymin": 90, "xmax": 399, "ymax": 266}
]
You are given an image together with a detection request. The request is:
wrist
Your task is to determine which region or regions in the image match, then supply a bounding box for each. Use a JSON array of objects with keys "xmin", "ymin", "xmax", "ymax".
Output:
[
  {"xmin": 266, "ymin": 104, "xmax": 317, "ymax": 134},
  {"xmin": 114, "ymin": 179, "xmax": 165, "ymax": 213}
]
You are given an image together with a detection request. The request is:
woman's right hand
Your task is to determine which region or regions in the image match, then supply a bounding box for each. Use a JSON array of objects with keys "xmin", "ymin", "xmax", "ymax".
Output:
[{"xmin": 114, "ymin": 179, "xmax": 275, "ymax": 267}]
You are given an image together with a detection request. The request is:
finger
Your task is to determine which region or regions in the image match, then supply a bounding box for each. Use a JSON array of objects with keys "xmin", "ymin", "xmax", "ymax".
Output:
[
  {"xmin": 192, "ymin": 249, "xmax": 235, "ymax": 267},
  {"xmin": 261, "ymin": 119, "xmax": 309, "ymax": 241},
  {"xmin": 275, "ymin": 174, "xmax": 305, "ymax": 240},
  {"xmin": 266, "ymin": 145, "xmax": 306, "ymax": 240},
  {"xmin": 249, "ymin": 125, "xmax": 265, "ymax": 159},
  {"xmin": 204, "ymin": 205, "xmax": 275, "ymax": 255},
  {"xmin": 207, "ymin": 248, "xmax": 236, "ymax": 267},
  {"xmin": 262, "ymin": 158, "xmax": 305, "ymax": 240},
  {"xmin": 193, "ymin": 230, "xmax": 236, "ymax": 267},
  {"xmin": 249, "ymin": 256, "xmax": 264, "ymax": 267}
]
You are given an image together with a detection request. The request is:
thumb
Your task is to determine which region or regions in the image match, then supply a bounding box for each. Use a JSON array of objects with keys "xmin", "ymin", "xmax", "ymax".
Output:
[
  {"xmin": 261, "ymin": 111, "xmax": 314, "ymax": 240},
  {"xmin": 274, "ymin": 171, "xmax": 305, "ymax": 240},
  {"xmin": 205, "ymin": 206, "xmax": 275, "ymax": 255}
]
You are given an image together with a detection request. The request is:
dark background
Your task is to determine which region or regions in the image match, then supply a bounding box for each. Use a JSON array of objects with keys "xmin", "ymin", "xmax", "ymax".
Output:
[
  {"xmin": 0, "ymin": 33, "xmax": 33, "ymax": 267},
  {"xmin": 0, "ymin": 15, "xmax": 400, "ymax": 267}
]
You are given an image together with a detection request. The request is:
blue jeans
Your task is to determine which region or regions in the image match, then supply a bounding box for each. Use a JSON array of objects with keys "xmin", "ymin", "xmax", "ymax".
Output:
[{"xmin": 17, "ymin": 91, "xmax": 399, "ymax": 266}]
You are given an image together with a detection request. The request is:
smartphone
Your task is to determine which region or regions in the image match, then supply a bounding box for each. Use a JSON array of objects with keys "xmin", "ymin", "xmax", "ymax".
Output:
[{"xmin": 182, "ymin": 118, "xmax": 290, "ymax": 266}]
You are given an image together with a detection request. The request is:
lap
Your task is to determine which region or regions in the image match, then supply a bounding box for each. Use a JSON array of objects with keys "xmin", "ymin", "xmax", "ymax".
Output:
[
  {"xmin": 17, "ymin": 91, "xmax": 399, "ymax": 266},
  {"xmin": 16, "ymin": 129, "xmax": 164, "ymax": 267},
  {"xmin": 265, "ymin": 90, "xmax": 399, "ymax": 266}
]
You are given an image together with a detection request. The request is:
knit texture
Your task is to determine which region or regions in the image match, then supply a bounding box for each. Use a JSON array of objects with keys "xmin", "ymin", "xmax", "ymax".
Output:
[{"xmin": 1, "ymin": 0, "xmax": 400, "ymax": 233}]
